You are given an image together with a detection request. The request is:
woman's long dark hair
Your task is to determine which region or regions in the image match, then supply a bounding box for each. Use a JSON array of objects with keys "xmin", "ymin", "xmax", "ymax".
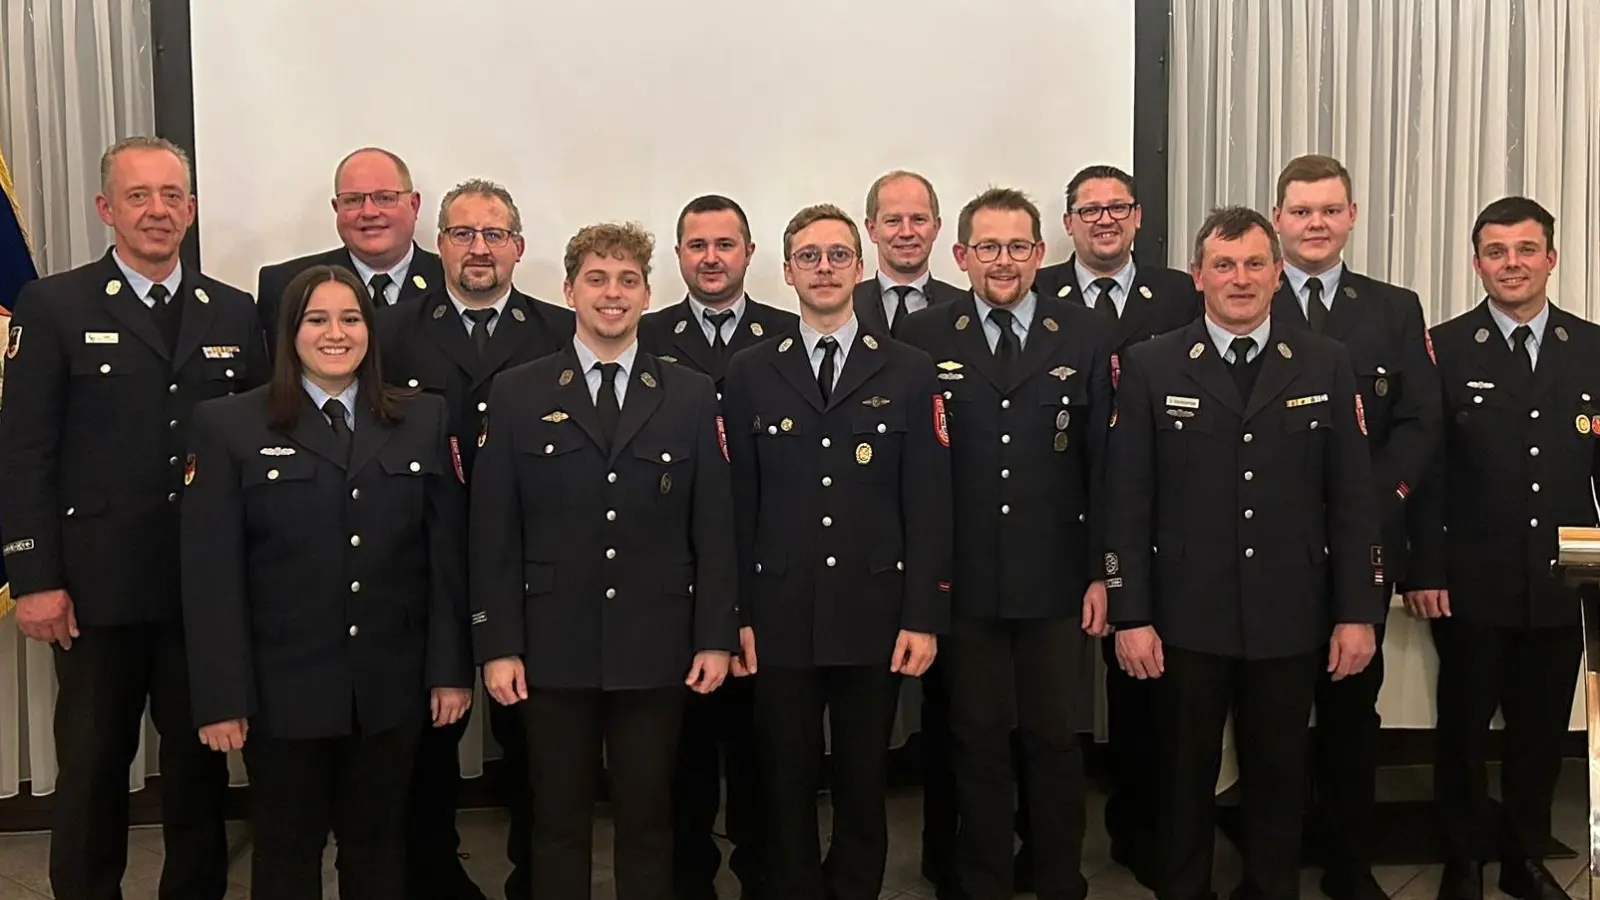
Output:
[{"xmin": 267, "ymin": 264, "xmax": 411, "ymax": 431}]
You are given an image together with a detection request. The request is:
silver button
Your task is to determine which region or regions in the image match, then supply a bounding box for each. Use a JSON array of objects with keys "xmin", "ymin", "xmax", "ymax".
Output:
[
  {"xmin": 661, "ymin": 452, "xmax": 673, "ymax": 462},
  {"xmin": 224, "ymin": 368, "xmax": 235, "ymax": 379},
  {"xmin": 768, "ymin": 425, "xmax": 778, "ymax": 435},
  {"xmin": 169, "ymin": 456, "xmax": 179, "ymax": 465},
  {"xmin": 1586, "ymin": 393, "xmax": 1593, "ymax": 402},
  {"xmin": 822, "ymin": 516, "xmax": 833, "ymax": 527},
  {"xmin": 1531, "ymin": 518, "xmax": 1539, "ymax": 527},
  {"xmin": 408, "ymin": 379, "xmax": 420, "ymax": 388},
  {"xmin": 1530, "ymin": 410, "xmax": 1540, "ymax": 419},
  {"xmin": 1244, "ymin": 548, "xmax": 1255, "ymax": 558},
  {"xmin": 876, "ymin": 423, "xmax": 886, "ymax": 434},
  {"xmin": 717, "ymin": 392, "xmax": 723, "ymax": 402},
  {"xmin": 1244, "ymin": 509, "xmax": 1254, "ymax": 519},
  {"xmin": 822, "ymin": 476, "xmax": 833, "ymax": 487},
  {"xmin": 1001, "ymin": 399, "xmax": 1011, "ymax": 409},
  {"xmin": 606, "ymin": 510, "xmax": 617, "ymax": 521},
  {"xmin": 99, "ymin": 363, "xmax": 111, "ymax": 374},
  {"xmin": 66, "ymin": 507, "xmax": 75, "ymax": 516},
  {"xmin": 351, "ymin": 488, "xmax": 361, "ymax": 500},
  {"xmin": 167, "ymin": 492, "xmax": 178, "ymax": 502},
  {"xmin": 821, "ymin": 438, "xmax": 831, "ymax": 448},
  {"xmin": 544, "ymin": 444, "xmax": 555, "ymax": 454},
  {"xmin": 1309, "ymin": 420, "xmax": 1319, "ymax": 429},
  {"xmin": 606, "ymin": 548, "xmax": 616, "ymax": 560},
  {"xmin": 826, "ymin": 557, "xmax": 837, "ymax": 567},
  {"xmin": 350, "ymin": 535, "xmax": 361, "ymax": 547},
  {"xmin": 1001, "ymin": 434, "xmax": 1011, "ymax": 444},
  {"xmin": 349, "ymin": 625, "xmax": 359, "ymax": 637},
  {"xmin": 944, "ymin": 391, "xmax": 953, "ymax": 399},
  {"xmin": 897, "ymin": 561, "xmax": 905, "ymax": 571},
  {"xmin": 1244, "ymin": 433, "xmax": 1253, "ymax": 443},
  {"xmin": 1244, "ymin": 471, "xmax": 1254, "ymax": 481},
  {"xmin": 1533, "ymin": 483, "xmax": 1541, "ymax": 492},
  {"xmin": 1078, "ymin": 513, "xmax": 1086, "ymax": 522},
  {"xmin": 606, "ymin": 588, "xmax": 617, "ymax": 599},
  {"xmin": 755, "ymin": 563, "xmax": 763, "ymax": 573},
  {"xmin": 1001, "ymin": 504, "xmax": 1011, "ymax": 515},
  {"xmin": 168, "ymin": 383, "xmax": 178, "ymax": 394},
  {"xmin": 1530, "ymin": 447, "xmax": 1540, "ymax": 457},
  {"xmin": 1474, "ymin": 396, "xmax": 1483, "ymax": 404},
  {"xmin": 1174, "ymin": 421, "xmax": 1184, "ymax": 431},
  {"xmin": 1376, "ymin": 366, "xmax": 1387, "ymax": 375},
  {"xmin": 169, "ymin": 419, "xmax": 178, "ymax": 429},
  {"xmin": 350, "ymin": 581, "xmax": 361, "ymax": 593},
  {"xmin": 1001, "ymin": 468, "xmax": 1010, "ymax": 479},
  {"xmin": 1061, "ymin": 395, "xmax": 1070, "ymax": 404},
  {"xmin": 607, "ymin": 472, "xmax": 618, "ymax": 483},
  {"xmin": 409, "ymin": 461, "xmax": 421, "ymax": 473},
  {"xmin": 267, "ymin": 469, "xmax": 280, "ymax": 480},
  {"xmin": 477, "ymin": 402, "xmax": 488, "ymax": 412}
]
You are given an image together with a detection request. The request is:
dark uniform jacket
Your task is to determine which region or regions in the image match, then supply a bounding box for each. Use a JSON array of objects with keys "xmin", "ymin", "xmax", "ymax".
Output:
[
  {"xmin": 637, "ymin": 296, "xmax": 798, "ymax": 398},
  {"xmin": 180, "ymin": 388, "xmax": 469, "ymax": 739},
  {"xmin": 722, "ymin": 324, "xmax": 953, "ymax": 669},
  {"xmin": 1033, "ymin": 255, "xmax": 1201, "ymax": 352},
  {"xmin": 469, "ymin": 345, "xmax": 739, "ymax": 690},
  {"xmin": 0, "ymin": 251, "xmax": 266, "ymax": 625},
  {"xmin": 1105, "ymin": 318, "xmax": 1383, "ymax": 659},
  {"xmin": 376, "ymin": 288, "xmax": 573, "ymax": 479},
  {"xmin": 1272, "ymin": 268, "xmax": 1441, "ymax": 585},
  {"xmin": 898, "ymin": 293, "xmax": 1114, "ymax": 620},
  {"xmin": 851, "ymin": 275, "xmax": 966, "ymax": 336},
  {"xmin": 1406, "ymin": 301, "xmax": 1600, "ymax": 629},
  {"xmin": 257, "ymin": 243, "xmax": 443, "ymax": 358}
]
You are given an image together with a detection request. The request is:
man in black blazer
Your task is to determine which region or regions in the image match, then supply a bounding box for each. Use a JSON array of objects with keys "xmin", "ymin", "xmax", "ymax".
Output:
[
  {"xmin": 1106, "ymin": 207, "xmax": 1381, "ymax": 900},
  {"xmin": 853, "ymin": 170, "xmax": 966, "ymax": 337},
  {"xmin": 637, "ymin": 194, "xmax": 791, "ymax": 900},
  {"xmin": 899, "ymin": 188, "xmax": 1113, "ymax": 900},
  {"xmin": 1269, "ymin": 155, "xmax": 1442, "ymax": 900},
  {"xmin": 473, "ymin": 222, "xmax": 738, "ymax": 900},
  {"xmin": 724, "ymin": 204, "xmax": 952, "ymax": 900},
  {"xmin": 377, "ymin": 179, "xmax": 572, "ymax": 900},
  {"xmin": 0, "ymin": 136, "xmax": 266, "ymax": 900},
  {"xmin": 1030, "ymin": 165, "xmax": 1201, "ymax": 885},
  {"xmin": 1403, "ymin": 198, "xmax": 1598, "ymax": 900},
  {"xmin": 256, "ymin": 147, "xmax": 444, "ymax": 359}
]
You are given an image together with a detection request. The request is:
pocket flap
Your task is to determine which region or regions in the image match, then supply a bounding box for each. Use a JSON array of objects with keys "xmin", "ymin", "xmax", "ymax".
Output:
[
  {"xmin": 852, "ymin": 411, "xmax": 907, "ymax": 435},
  {"xmin": 244, "ymin": 456, "xmax": 317, "ymax": 486},
  {"xmin": 380, "ymin": 452, "xmax": 442, "ymax": 476},
  {"xmin": 633, "ymin": 441, "xmax": 693, "ymax": 465}
]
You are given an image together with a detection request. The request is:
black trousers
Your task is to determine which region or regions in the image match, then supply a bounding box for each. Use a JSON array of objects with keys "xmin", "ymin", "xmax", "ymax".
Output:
[
  {"xmin": 243, "ymin": 722, "xmax": 421, "ymax": 900},
  {"xmin": 1311, "ymin": 622, "xmax": 1387, "ymax": 874},
  {"xmin": 1158, "ymin": 646, "xmax": 1320, "ymax": 900},
  {"xmin": 1099, "ymin": 634, "xmax": 1159, "ymax": 867},
  {"xmin": 919, "ymin": 657, "xmax": 959, "ymax": 873},
  {"xmin": 947, "ymin": 615, "xmax": 1088, "ymax": 900},
  {"xmin": 673, "ymin": 673, "xmax": 763, "ymax": 899},
  {"xmin": 1431, "ymin": 618, "xmax": 1583, "ymax": 862},
  {"xmin": 755, "ymin": 665, "xmax": 901, "ymax": 900},
  {"xmin": 49, "ymin": 622, "xmax": 230, "ymax": 900},
  {"xmin": 406, "ymin": 699, "xmax": 535, "ymax": 900},
  {"xmin": 524, "ymin": 686, "xmax": 686, "ymax": 900}
]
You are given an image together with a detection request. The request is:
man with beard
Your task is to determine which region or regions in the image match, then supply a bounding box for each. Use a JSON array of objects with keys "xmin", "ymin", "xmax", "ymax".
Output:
[
  {"xmin": 473, "ymin": 221, "xmax": 737, "ymax": 900},
  {"xmin": 853, "ymin": 170, "xmax": 965, "ymax": 338},
  {"xmin": 638, "ymin": 194, "xmax": 793, "ymax": 900},
  {"xmin": 1032, "ymin": 164, "xmax": 1199, "ymax": 888},
  {"xmin": 640, "ymin": 195, "xmax": 797, "ymax": 406},
  {"xmin": 1268, "ymin": 154, "xmax": 1440, "ymax": 900},
  {"xmin": 257, "ymin": 147, "xmax": 444, "ymax": 359},
  {"xmin": 899, "ymin": 188, "xmax": 1113, "ymax": 900},
  {"xmin": 377, "ymin": 178, "xmax": 573, "ymax": 900},
  {"xmin": 0, "ymin": 136, "xmax": 265, "ymax": 900}
]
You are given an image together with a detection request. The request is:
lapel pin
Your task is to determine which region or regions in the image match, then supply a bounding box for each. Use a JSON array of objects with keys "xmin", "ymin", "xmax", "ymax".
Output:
[
  {"xmin": 1049, "ymin": 366, "xmax": 1075, "ymax": 380},
  {"xmin": 1042, "ymin": 317, "xmax": 1059, "ymax": 332},
  {"xmin": 863, "ymin": 396, "xmax": 891, "ymax": 407},
  {"xmin": 674, "ymin": 320, "xmax": 688, "ymax": 334},
  {"xmin": 432, "ymin": 305, "xmax": 447, "ymax": 319},
  {"xmin": 542, "ymin": 410, "xmax": 570, "ymax": 423},
  {"xmin": 559, "ymin": 368, "xmax": 574, "ymax": 386},
  {"xmin": 855, "ymin": 442, "xmax": 873, "ymax": 465},
  {"xmin": 1556, "ymin": 325, "xmax": 1570, "ymax": 342},
  {"xmin": 1278, "ymin": 342, "xmax": 1292, "ymax": 359},
  {"xmin": 1139, "ymin": 285, "xmax": 1152, "ymax": 299},
  {"xmin": 779, "ymin": 337, "xmax": 794, "ymax": 352},
  {"xmin": 937, "ymin": 360, "xmax": 963, "ymax": 371},
  {"xmin": 1375, "ymin": 377, "xmax": 1389, "ymax": 396},
  {"xmin": 194, "ymin": 288, "xmax": 210, "ymax": 304},
  {"xmin": 1189, "ymin": 342, "xmax": 1205, "ymax": 359},
  {"xmin": 105, "ymin": 280, "xmax": 122, "ymax": 296},
  {"xmin": 512, "ymin": 307, "xmax": 527, "ymax": 322},
  {"xmin": 780, "ymin": 417, "xmax": 794, "ymax": 432},
  {"xmin": 413, "ymin": 275, "xmax": 427, "ymax": 290},
  {"xmin": 660, "ymin": 355, "xmax": 678, "ymax": 363},
  {"xmin": 955, "ymin": 315, "xmax": 971, "ymax": 330},
  {"xmin": 1056, "ymin": 410, "xmax": 1071, "ymax": 430},
  {"xmin": 1475, "ymin": 328, "xmax": 1490, "ymax": 343},
  {"xmin": 863, "ymin": 335, "xmax": 879, "ymax": 350},
  {"xmin": 1344, "ymin": 286, "xmax": 1357, "ymax": 299},
  {"xmin": 640, "ymin": 372, "xmax": 658, "ymax": 388},
  {"xmin": 751, "ymin": 322, "xmax": 764, "ymax": 337},
  {"xmin": 1057, "ymin": 285, "xmax": 1073, "ymax": 298}
]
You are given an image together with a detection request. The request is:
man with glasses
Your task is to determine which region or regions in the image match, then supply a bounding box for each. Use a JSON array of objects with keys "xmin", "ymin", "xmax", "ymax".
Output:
[
  {"xmin": 899, "ymin": 188, "xmax": 1113, "ymax": 900},
  {"xmin": 722, "ymin": 203, "xmax": 951, "ymax": 900},
  {"xmin": 853, "ymin": 170, "xmax": 966, "ymax": 338},
  {"xmin": 257, "ymin": 147, "xmax": 445, "ymax": 359},
  {"xmin": 1032, "ymin": 164, "xmax": 1199, "ymax": 888},
  {"xmin": 377, "ymin": 178, "xmax": 573, "ymax": 900}
]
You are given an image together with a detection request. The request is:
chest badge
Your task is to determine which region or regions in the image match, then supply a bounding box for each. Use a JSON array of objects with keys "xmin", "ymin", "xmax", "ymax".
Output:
[
  {"xmin": 1577, "ymin": 415, "xmax": 1591, "ymax": 435},
  {"xmin": 660, "ymin": 473, "xmax": 673, "ymax": 494},
  {"xmin": 855, "ymin": 442, "xmax": 873, "ymax": 465},
  {"xmin": 542, "ymin": 410, "xmax": 570, "ymax": 423},
  {"xmin": 750, "ymin": 322, "xmax": 764, "ymax": 337},
  {"xmin": 1049, "ymin": 366, "xmax": 1075, "ymax": 381},
  {"xmin": 1474, "ymin": 328, "xmax": 1490, "ymax": 344},
  {"xmin": 1189, "ymin": 342, "xmax": 1205, "ymax": 359},
  {"xmin": 512, "ymin": 307, "xmax": 527, "ymax": 322},
  {"xmin": 413, "ymin": 275, "xmax": 428, "ymax": 291},
  {"xmin": 674, "ymin": 320, "xmax": 688, "ymax": 334},
  {"xmin": 194, "ymin": 288, "xmax": 210, "ymax": 304},
  {"xmin": 955, "ymin": 315, "xmax": 971, "ymax": 331},
  {"xmin": 1374, "ymin": 377, "xmax": 1389, "ymax": 397},
  {"xmin": 1042, "ymin": 317, "xmax": 1059, "ymax": 332}
]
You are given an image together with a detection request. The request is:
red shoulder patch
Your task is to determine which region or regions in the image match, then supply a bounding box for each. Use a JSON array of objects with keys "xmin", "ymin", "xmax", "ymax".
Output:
[
  {"xmin": 449, "ymin": 436, "xmax": 466, "ymax": 484},
  {"xmin": 1110, "ymin": 353, "xmax": 1121, "ymax": 390},
  {"xmin": 1424, "ymin": 329, "xmax": 1436, "ymax": 365},
  {"xmin": 716, "ymin": 415, "xmax": 730, "ymax": 462},
  {"xmin": 1354, "ymin": 394, "xmax": 1368, "ymax": 435},
  {"xmin": 932, "ymin": 394, "xmax": 950, "ymax": 447}
]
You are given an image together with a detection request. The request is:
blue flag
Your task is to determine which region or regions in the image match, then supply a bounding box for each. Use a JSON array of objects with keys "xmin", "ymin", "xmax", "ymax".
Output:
[{"xmin": 0, "ymin": 146, "xmax": 37, "ymax": 617}]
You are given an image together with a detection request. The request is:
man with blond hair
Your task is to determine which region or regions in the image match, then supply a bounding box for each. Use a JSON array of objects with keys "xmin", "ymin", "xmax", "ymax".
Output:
[{"xmin": 853, "ymin": 170, "xmax": 965, "ymax": 337}]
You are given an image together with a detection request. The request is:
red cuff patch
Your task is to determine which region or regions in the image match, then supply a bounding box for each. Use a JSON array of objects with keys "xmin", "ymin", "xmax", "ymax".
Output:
[
  {"xmin": 716, "ymin": 415, "xmax": 730, "ymax": 461},
  {"xmin": 932, "ymin": 394, "xmax": 950, "ymax": 447},
  {"xmin": 1424, "ymin": 330, "xmax": 1436, "ymax": 365},
  {"xmin": 1370, "ymin": 545, "xmax": 1386, "ymax": 586},
  {"xmin": 1395, "ymin": 480, "xmax": 1410, "ymax": 500},
  {"xmin": 937, "ymin": 581, "xmax": 952, "ymax": 592},
  {"xmin": 1354, "ymin": 394, "xmax": 1368, "ymax": 435},
  {"xmin": 449, "ymin": 436, "xmax": 466, "ymax": 484}
]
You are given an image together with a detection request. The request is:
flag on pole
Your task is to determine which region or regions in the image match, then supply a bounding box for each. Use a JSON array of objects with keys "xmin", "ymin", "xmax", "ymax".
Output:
[{"xmin": 0, "ymin": 143, "xmax": 39, "ymax": 619}]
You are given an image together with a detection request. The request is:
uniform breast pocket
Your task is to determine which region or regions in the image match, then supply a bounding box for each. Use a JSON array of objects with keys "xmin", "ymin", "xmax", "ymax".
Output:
[
  {"xmin": 1038, "ymin": 382, "xmax": 1088, "ymax": 450},
  {"xmin": 1155, "ymin": 403, "xmax": 1213, "ymax": 470},
  {"xmin": 242, "ymin": 457, "xmax": 319, "ymax": 531},
  {"xmin": 753, "ymin": 413, "xmax": 804, "ymax": 468},
  {"xmin": 1283, "ymin": 402, "xmax": 1335, "ymax": 480},
  {"xmin": 198, "ymin": 357, "xmax": 250, "ymax": 399},
  {"xmin": 632, "ymin": 439, "xmax": 693, "ymax": 509},
  {"xmin": 848, "ymin": 411, "xmax": 907, "ymax": 481},
  {"xmin": 515, "ymin": 427, "xmax": 589, "ymax": 495},
  {"xmin": 68, "ymin": 345, "xmax": 152, "ymax": 403},
  {"xmin": 377, "ymin": 450, "xmax": 438, "ymax": 522}
]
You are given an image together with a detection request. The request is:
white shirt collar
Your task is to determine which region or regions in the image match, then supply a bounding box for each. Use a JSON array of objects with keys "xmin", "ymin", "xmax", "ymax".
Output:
[
  {"xmin": 687, "ymin": 293, "xmax": 747, "ymax": 328},
  {"xmin": 448, "ymin": 288, "xmax": 512, "ymax": 322},
  {"xmin": 111, "ymin": 248, "xmax": 183, "ymax": 303},
  {"xmin": 1073, "ymin": 257, "xmax": 1135, "ymax": 298},
  {"xmin": 300, "ymin": 376, "xmax": 360, "ymax": 426},
  {"xmin": 1486, "ymin": 299, "xmax": 1550, "ymax": 350},
  {"xmin": 348, "ymin": 243, "xmax": 416, "ymax": 288},
  {"xmin": 1284, "ymin": 261, "xmax": 1345, "ymax": 305},
  {"xmin": 573, "ymin": 335, "xmax": 640, "ymax": 379},
  {"xmin": 876, "ymin": 270, "xmax": 930, "ymax": 294},
  {"xmin": 1204, "ymin": 314, "xmax": 1273, "ymax": 362},
  {"xmin": 799, "ymin": 313, "xmax": 859, "ymax": 358},
  {"xmin": 972, "ymin": 290, "xmax": 1038, "ymax": 334}
]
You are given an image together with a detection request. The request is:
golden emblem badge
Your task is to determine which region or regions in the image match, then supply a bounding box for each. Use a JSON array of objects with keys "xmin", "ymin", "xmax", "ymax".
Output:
[
  {"xmin": 1578, "ymin": 415, "xmax": 1592, "ymax": 435},
  {"xmin": 559, "ymin": 369, "xmax": 574, "ymax": 386},
  {"xmin": 855, "ymin": 442, "xmax": 873, "ymax": 465},
  {"xmin": 105, "ymin": 280, "xmax": 121, "ymax": 296},
  {"xmin": 955, "ymin": 315, "xmax": 971, "ymax": 331},
  {"xmin": 779, "ymin": 338, "xmax": 794, "ymax": 352},
  {"xmin": 194, "ymin": 288, "xmax": 210, "ymax": 304},
  {"xmin": 863, "ymin": 335, "xmax": 879, "ymax": 350},
  {"xmin": 1042, "ymin": 317, "xmax": 1059, "ymax": 332},
  {"xmin": 1053, "ymin": 432, "xmax": 1069, "ymax": 452},
  {"xmin": 413, "ymin": 275, "xmax": 428, "ymax": 290},
  {"xmin": 780, "ymin": 417, "xmax": 794, "ymax": 432},
  {"xmin": 751, "ymin": 322, "xmax": 764, "ymax": 337},
  {"xmin": 1278, "ymin": 342, "xmax": 1292, "ymax": 359},
  {"xmin": 1189, "ymin": 343, "xmax": 1205, "ymax": 359},
  {"xmin": 675, "ymin": 320, "xmax": 688, "ymax": 334},
  {"xmin": 512, "ymin": 307, "xmax": 527, "ymax": 322},
  {"xmin": 641, "ymin": 372, "xmax": 658, "ymax": 388}
]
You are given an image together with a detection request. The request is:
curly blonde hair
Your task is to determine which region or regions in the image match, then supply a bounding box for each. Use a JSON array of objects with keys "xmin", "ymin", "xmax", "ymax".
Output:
[{"xmin": 563, "ymin": 222, "xmax": 656, "ymax": 283}]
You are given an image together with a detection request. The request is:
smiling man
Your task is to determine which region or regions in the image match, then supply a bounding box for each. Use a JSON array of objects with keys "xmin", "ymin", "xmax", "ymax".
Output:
[
  {"xmin": 853, "ymin": 171, "xmax": 966, "ymax": 337},
  {"xmin": 256, "ymin": 147, "xmax": 445, "ymax": 359}
]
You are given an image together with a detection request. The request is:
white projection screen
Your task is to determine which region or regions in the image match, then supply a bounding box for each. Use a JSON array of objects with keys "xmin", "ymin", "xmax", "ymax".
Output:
[{"xmin": 190, "ymin": 0, "xmax": 1135, "ymax": 307}]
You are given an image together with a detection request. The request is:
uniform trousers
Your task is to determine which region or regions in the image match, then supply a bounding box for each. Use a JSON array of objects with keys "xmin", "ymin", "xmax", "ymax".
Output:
[
  {"xmin": 673, "ymin": 674, "xmax": 763, "ymax": 899},
  {"xmin": 1311, "ymin": 623, "xmax": 1387, "ymax": 874},
  {"xmin": 755, "ymin": 665, "xmax": 901, "ymax": 900},
  {"xmin": 49, "ymin": 621, "xmax": 230, "ymax": 900},
  {"xmin": 1099, "ymin": 635, "xmax": 1159, "ymax": 870},
  {"xmin": 1431, "ymin": 618, "xmax": 1583, "ymax": 862},
  {"xmin": 523, "ymin": 686, "xmax": 686, "ymax": 900},
  {"xmin": 243, "ymin": 720, "xmax": 420, "ymax": 900},
  {"xmin": 1157, "ymin": 645, "xmax": 1320, "ymax": 900}
]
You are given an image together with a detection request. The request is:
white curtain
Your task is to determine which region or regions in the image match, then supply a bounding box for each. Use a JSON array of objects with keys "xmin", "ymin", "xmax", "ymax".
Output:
[{"xmin": 1167, "ymin": 0, "xmax": 1600, "ymax": 325}]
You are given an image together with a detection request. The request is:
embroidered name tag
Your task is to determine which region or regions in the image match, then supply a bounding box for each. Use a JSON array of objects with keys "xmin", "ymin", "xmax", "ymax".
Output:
[
  {"xmin": 202, "ymin": 345, "xmax": 240, "ymax": 359},
  {"xmin": 3, "ymin": 539, "xmax": 35, "ymax": 556},
  {"xmin": 1164, "ymin": 395, "xmax": 1200, "ymax": 409},
  {"xmin": 1285, "ymin": 394, "xmax": 1330, "ymax": 408},
  {"xmin": 84, "ymin": 332, "xmax": 120, "ymax": 344}
]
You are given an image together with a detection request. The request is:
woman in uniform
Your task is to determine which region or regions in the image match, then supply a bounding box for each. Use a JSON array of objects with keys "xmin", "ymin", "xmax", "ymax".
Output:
[{"xmin": 179, "ymin": 264, "xmax": 473, "ymax": 899}]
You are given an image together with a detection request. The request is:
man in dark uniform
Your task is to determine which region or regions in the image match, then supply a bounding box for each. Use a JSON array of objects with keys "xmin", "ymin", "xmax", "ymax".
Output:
[
  {"xmin": 257, "ymin": 147, "xmax": 444, "ymax": 358},
  {"xmin": 1030, "ymin": 164, "xmax": 1200, "ymax": 887},
  {"xmin": 899, "ymin": 187, "xmax": 1112, "ymax": 900},
  {"xmin": 637, "ymin": 194, "xmax": 792, "ymax": 900},
  {"xmin": 378, "ymin": 178, "xmax": 573, "ymax": 900},
  {"xmin": 1402, "ymin": 197, "xmax": 1598, "ymax": 900},
  {"xmin": 1106, "ymin": 206, "xmax": 1381, "ymax": 900},
  {"xmin": 472, "ymin": 221, "xmax": 738, "ymax": 900},
  {"xmin": 722, "ymin": 203, "xmax": 952, "ymax": 900},
  {"xmin": 1269, "ymin": 154, "xmax": 1442, "ymax": 900},
  {"xmin": 853, "ymin": 170, "xmax": 966, "ymax": 337},
  {"xmin": 0, "ymin": 136, "xmax": 266, "ymax": 900}
]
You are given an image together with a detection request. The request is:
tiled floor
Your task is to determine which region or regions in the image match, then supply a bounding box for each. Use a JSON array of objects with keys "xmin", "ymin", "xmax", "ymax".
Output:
[{"xmin": 0, "ymin": 762, "xmax": 1591, "ymax": 899}]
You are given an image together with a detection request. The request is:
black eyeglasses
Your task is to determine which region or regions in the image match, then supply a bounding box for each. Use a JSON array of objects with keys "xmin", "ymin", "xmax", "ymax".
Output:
[
  {"xmin": 1070, "ymin": 202, "xmax": 1138, "ymax": 223},
  {"xmin": 790, "ymin": 245, "xmax": 858, "ymax": 269},
  {"xmin": 443, "ymin": 226, "xmax": 516, "ymax": 248},
  {"xmin": 334, "ymin": 190, "xmax": 410, "ymax": 211},
  {"xmin": 967, "ymin": 240, "xmax": 1039, "ymax": 263}
]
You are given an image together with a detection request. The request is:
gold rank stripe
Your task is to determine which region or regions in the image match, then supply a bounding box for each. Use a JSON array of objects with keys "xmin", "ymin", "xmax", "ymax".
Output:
[{"xmin": 1285, "ymin": 393, "xmax": 1330, "ymax": 408}]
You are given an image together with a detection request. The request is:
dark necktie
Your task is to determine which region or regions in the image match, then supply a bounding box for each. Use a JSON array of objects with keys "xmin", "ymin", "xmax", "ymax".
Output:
[
  {"xmin": 705, "ymin": 310, "xmax": 735, "ymax": 357},
  {"xmin": 1510, "ymin": 324, "xmax": 1534, "ymax": 376},
  {"xmin": 990, "ymin": 308, "xmax": 1021, "ymax": 371},
  {"xmin": 464, "ymin": 308, "xmax": 496, "ymax": 356},
  {"xmin": 817, "ymin": 336, "xmax": 839, "ymax": 404},
  {"xmin": 1228, "ymin": 336, "xmax": 1256, "ymax": 396},
  {"xmin": 889, "ymin": 285, "xmax": 915, "ymax": 335},
  {"xmin": 1305, "ymin": 277, "xmax": 1328, "ymax": 333},
  {"xmin": 1091, "ymin": 277, "xmax": 1120, "ymax": 321},
  {"xmin": 323, "ymin": 398, "xmax": 352, "ymax": 463},
  {"xmin": 595, "ymin": 362, "xmax": 622, "ymax": 448},
  {"xmin": 147, "ymin": 284, "xmax": 180, "ymax": 351},
  {"xmin": 368, "ymin": 273, "xmax": 394, "ymax": 306}
]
